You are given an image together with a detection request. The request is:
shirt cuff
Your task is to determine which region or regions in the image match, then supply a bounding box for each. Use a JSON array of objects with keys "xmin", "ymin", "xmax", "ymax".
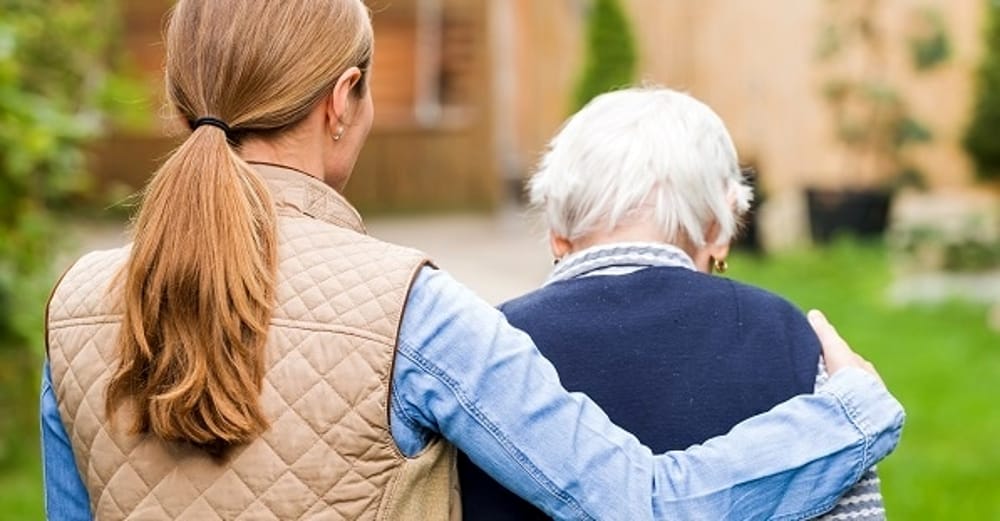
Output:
[{"xmin": 817, "ymin": 367, "xmax": 905, "ymax": 470}]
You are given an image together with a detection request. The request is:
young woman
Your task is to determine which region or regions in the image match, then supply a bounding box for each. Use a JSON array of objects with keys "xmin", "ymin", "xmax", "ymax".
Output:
[{"xmin": 42, "ymin": 2, "xmax": 902, "ymax": 519}]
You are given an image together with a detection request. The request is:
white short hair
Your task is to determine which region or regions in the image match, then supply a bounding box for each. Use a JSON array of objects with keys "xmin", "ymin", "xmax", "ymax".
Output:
[{"xmin": 529, "ymin": 87, "xmax": 752, "ymax": 248}]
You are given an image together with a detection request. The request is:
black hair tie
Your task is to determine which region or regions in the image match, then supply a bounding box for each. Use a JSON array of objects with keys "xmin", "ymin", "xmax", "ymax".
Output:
[{"xmin": 191, "ymin": 117, "xmax": 232, "ymax": 134}]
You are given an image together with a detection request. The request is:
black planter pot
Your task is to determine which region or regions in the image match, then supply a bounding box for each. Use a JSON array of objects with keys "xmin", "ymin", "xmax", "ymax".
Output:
[
  {"xmin": 806, "ymin": 188, "xmax": 892, "ymax": 243},
  {"xmin": 732, "ymin": 167, "xmax": 766, "ymax": 253},
  {"xmin": 733, "ymin": 206, "xmax": 765, "ymax": 253}
]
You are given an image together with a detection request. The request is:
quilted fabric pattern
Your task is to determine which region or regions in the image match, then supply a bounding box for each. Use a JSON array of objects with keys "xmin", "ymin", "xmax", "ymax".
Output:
[{"xmin": 47, "ymin": 166, "xmax": 458, "ymax": 520}]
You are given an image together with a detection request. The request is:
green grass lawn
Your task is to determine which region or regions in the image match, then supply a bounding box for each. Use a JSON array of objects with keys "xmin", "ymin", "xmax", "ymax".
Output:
[
  {"xmin": 1, "ymin": 241, "xmax": 996, "ymax": 519},
  {"xmin": 0, "ymin": 454, "xmax": 42, "ymax": 521},
  {"xmin": 731, "ymin": 241, "xmax": 1000, "ymax": 519}
]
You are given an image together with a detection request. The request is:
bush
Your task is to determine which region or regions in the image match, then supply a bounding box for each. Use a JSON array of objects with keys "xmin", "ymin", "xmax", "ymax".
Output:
[
  {"xmin": 571, "ymin": 0, "xmax": 638, "ymax": 112},
  {"xmin": 964, "ymin": 0, "xmax": 1000, "ymax": 181},
  {"xmin": 0, "ymin": 0, "xmax": 130, "ymax": 467}
]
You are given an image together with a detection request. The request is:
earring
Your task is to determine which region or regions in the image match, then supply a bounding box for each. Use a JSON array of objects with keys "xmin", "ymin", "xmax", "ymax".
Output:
[
  {"xmin": 713, "ymin": 258, "xmax": 728, "ymax": 274},
  {"xmin": 553, "ymin": 258, "xmax": 560, "ymax": 266},
  {"xmin": 333, "ymin": 126, "xmax": 345, "ymax": 142}
]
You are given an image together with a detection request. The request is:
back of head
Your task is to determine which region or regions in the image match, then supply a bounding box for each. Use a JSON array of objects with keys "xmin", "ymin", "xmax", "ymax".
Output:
[
  {"xmin": 106, "ymin": 0, "xmax": 373, "ymax": 457},
  {"xmin": 529, "ymin": 87, "xmax": 752, "ymax": 249}
]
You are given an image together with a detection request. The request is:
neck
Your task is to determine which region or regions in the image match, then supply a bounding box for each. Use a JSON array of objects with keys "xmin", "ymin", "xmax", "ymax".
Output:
[
  {"xmin": 239, "ymin": 138, "xmax": 325, "ymax": 182},
  {"xmin": 571, "ymin": 222, "xmax": 696, "ymax": 259}
]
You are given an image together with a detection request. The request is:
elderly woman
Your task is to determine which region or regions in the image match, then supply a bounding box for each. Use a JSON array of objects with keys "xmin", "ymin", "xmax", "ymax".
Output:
[{"xmin": 459, "ymin": 87, "xmax": 887, "ymax": 520}]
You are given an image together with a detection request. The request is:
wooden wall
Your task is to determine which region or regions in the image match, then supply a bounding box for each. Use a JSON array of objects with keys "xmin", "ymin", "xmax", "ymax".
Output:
[
  {"xmin": 504, "ymin": 0, "xmax": 985, "ymax": 193},
  {"xmin": 93, "ymin": 0, "xmax": 497, "ymax": 213}
]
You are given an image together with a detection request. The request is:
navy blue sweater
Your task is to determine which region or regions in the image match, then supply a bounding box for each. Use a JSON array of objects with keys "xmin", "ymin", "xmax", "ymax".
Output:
[{"xmin": 458, "ymin": 266, "xmax": 821, "ymax": 520}]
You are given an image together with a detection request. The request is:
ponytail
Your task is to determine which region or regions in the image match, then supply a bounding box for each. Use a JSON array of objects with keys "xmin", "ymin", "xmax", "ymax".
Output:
[
  {"xmin": 106, "ymin": 125, "xmax": 277, "ymax": 456},
  {"xmin": 104, "ymin": 0, "xmax": 373, "ymax": 457}
]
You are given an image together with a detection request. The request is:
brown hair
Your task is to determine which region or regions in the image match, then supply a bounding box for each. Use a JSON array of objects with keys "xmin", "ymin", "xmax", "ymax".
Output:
[{"xmin": 106, "ymin": 0, "xmax": 373, "ymax": 456}]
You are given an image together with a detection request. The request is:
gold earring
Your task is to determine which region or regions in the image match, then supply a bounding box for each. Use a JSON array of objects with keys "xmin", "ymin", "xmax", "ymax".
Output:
[
  {"xmin": 713, "ymin": 258, "xmax": 728, "ymax": 274},
  {"xmin": 333, "ymin": 126, "xmax": 345, "ymax": 142}
]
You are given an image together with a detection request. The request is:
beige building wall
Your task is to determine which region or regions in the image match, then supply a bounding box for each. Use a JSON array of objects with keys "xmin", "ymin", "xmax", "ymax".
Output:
[
  {"xmin": 506, "ymin": 0, "xmax": 985, "ymax": 194},
  {"xmin": 494, "ymin": 0, "xmax": 584, "ymax": 177}
]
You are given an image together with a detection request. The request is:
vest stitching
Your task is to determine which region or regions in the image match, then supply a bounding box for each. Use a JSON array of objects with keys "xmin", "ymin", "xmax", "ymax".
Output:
[
  {"xmin": 52, "ymin": 316, "xmax": 395, "ymax": 345},
  {"xmin": 49, "ymin": 315, "xmax": 122, "ymax": 329},
  {"xmin": 62, "ymin": 318, "xmax": 404, "ymax": 519},
  {"xmin": 269, "ymin": 318, "xmax": 392, "ymax": 344},
  {"xmin": 49, "ymin": 172, "xmax": 454, "ymax": 519}
]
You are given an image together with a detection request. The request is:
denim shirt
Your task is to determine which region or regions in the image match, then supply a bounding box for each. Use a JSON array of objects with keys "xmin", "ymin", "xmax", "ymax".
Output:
[{"xmin": 42, "ymin": 266, "xmax": 904, "ymax": 520}]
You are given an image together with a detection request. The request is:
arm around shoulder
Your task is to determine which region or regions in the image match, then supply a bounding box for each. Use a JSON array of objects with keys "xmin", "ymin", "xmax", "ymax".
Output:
[{"xmin": 392, "ymin": 267, "xmax": 905, "ymax": 520}]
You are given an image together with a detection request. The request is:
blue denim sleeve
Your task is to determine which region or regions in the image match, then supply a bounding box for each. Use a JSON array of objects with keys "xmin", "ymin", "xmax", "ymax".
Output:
[
  {"xmin": 41, "ymin": 362, "xmax": 92, "ymax": 521},
  {"xmin": 390, "ymin": 267, "xmax": 905, "ymax": 521}
]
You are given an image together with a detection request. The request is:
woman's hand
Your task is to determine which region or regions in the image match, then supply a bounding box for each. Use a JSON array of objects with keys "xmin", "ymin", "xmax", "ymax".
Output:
[{"xmin": 808, "ymin": 310, "xmax": 883, "ymax": 385}]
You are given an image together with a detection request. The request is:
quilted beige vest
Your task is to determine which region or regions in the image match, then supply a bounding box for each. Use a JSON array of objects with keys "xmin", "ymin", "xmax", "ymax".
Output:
[{"xmin": 46, "ymin": 164, "xmax": 460, "ymax": 520}]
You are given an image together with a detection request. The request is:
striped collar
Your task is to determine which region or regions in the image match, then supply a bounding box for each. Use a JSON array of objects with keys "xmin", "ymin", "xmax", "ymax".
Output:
[{"xmin": 546, "ymin": 242, "xmax": 697, "ymax": 285}]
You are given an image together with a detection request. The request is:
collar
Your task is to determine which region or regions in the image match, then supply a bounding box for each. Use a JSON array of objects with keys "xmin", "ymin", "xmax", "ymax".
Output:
[
  {"xmin": 250, "ymin": 162, "xmax": 367, "ymax": 234},
  {"xmin": 547, "ymin": 242, "xmax": 697, "ymax": 285}
]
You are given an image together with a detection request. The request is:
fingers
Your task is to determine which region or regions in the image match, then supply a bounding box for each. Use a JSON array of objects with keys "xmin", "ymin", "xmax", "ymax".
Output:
[
  {"xmin": 808, "ymin": 309, "xmax": 884, "ymax": 385},
  {"xmin": 808, "ymin": 309, "xmax": 849, "ymax": 368}
]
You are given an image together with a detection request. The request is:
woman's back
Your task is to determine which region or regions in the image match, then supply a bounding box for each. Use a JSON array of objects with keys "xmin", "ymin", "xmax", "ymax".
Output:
[{"xmin": 47, "ymin": 166, "xmax": 457, "ymax": 519}]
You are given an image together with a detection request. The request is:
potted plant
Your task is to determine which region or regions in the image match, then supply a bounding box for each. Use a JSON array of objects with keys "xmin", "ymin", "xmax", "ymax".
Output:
[
  {"xmin": 809, "ymin": 1, "xmax": 949, "ymax": 242},
  {"xmin": 733, "ymin": 161, "xmax": 767, "ymax": 254},
  {"xmin": 888, "ymin": 207, "xmax": 1000, "ymax": 305}
]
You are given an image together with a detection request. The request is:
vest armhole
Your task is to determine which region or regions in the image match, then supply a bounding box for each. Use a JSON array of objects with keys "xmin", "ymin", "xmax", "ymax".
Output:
[
  {"xmin": 386, "ymin": 256, "xmax": 435, "ymax": 456},
  {"xmin": 44, "ymin": 258, "xmax": 83, "ymax": 359}
]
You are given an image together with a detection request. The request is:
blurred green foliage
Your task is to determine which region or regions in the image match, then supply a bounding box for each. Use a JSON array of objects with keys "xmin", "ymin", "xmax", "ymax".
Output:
[
  {"xmin": 964, "ymin": 0, "xmax": 1000, "ymax": 181},
  {"xmin": 0, "ymin": 0, "xmax": 135, "ymax": 468},
  {"xmin": 572, "ymin": 0, "xmax": 637, "ymax": 112},
  {"xmin": 909, "ymin": 8, "xmax": 951, "ymax": 71},
  {"xmin": 893, "ymin": 218, "xmax": 1000, "ymax": 273}
]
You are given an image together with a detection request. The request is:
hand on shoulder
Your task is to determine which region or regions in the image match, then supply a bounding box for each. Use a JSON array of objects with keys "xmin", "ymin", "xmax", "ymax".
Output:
[{"xmin": 807, "ymin": 310, "xmax": 883, "ymax": 385}]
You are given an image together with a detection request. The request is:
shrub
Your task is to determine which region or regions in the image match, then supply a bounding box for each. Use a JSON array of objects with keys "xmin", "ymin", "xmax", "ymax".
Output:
[
  {"xmin": 964, "ymin": 0, "xmax": 1000, "ymax": 181},
  {"xmin": 0, "ymin": 0, "xmax": 130, "ymax": 467},
  {"xmin": 572, "ymin": 0, "xmax": 638, "ymax": 112}
]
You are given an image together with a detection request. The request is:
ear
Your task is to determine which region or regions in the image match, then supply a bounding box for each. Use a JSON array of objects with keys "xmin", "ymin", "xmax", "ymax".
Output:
[
  {"xmin": 697, "ymin": 220, "xmax": 731, "ymax": 273},
  {"xmin": 708, "ymin": 240, "xmax": 731, "ymax": 265},
  {"xmin": 549, "ymin": 232, "xmax": 573, "ymax": 261},
  {"xmin": 324, "ymin": 66, "xmax": 364, "ymax": 130},
  {"xmin": 708, "ymin": 220, "xmax": 731, "ymax": 259}
]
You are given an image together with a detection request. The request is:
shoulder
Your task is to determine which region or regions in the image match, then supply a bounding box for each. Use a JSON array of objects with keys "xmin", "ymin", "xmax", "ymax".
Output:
[
  {"xmin": 275, "ymin": 216, "xmax": 429, "ymax": 276},
  {"xmin": 49, "ymin": 246, "xmax": 131, "ymax": 322},
  {"xmin": 720, "ymin": 277, "xmax": 815, "ymax": 337},
  {"xmin": 722, "ymin": 277, "xmax": 821, "ymax": 360},
  {"xmin": 723, "ymin": 277, "xmax": 805, "ymax": 320},
  {"xmin": 499, "ymin": 276, "xmax": 595, "ymax": 319},
  {"xmin": 63, "ymin": 246, "xmax": 130, "ymax": 281}
]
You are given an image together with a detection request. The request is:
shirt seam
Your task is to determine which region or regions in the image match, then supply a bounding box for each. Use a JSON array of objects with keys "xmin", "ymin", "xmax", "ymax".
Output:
[
  {"xmin": 821, "ymin": 386, "xmax": 874, "ymax": 471},
  {"xmin": 389, "ymin": 386, "xmax": 426, "ymax": 449}
]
